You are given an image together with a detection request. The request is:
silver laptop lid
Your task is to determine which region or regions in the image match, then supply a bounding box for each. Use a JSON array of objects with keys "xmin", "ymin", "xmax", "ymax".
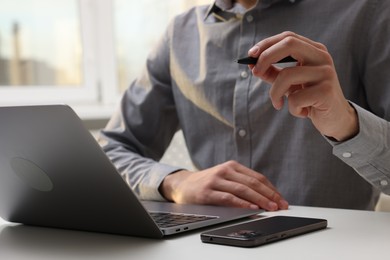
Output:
[{"xmin": 0, "ymin": 105, "xmax": 164, "ymax": 238}]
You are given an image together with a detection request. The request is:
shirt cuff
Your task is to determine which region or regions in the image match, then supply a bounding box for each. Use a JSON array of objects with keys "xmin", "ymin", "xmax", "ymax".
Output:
[
  {"xmin": 328, "ymin": 102, "xmax": 387, "ymax": 168},
  {"xmin": 136, "ymin": 163, "xmax": 184, "ymax": 201},
  {"xmin": 326, "ymin": 103, "xmax": 390, "ymax": 194}
]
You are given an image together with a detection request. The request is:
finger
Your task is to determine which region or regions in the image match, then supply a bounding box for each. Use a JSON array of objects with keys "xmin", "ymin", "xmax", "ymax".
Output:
[
  {"xmin": 287, "ymin": 82, "xmax": 333, "ymax": 118},
  {"xmin": 269, "ymin": 65, "xmax": 328, "ymax": 109},
  {"xmin": 255, "ymin": 39, "xmax": 329, "ymax": 77},
  {"xmin": 250, "ymin": 33, "xmax": 331, "ymax": 81},
  {"xmin": 223, "ymin": 172, "xmax": 281, "ymax": 202},
  {"xmin": 231, "ymin": 162, "xmax": 278, "ymax": 190},
  {"xmin": 205, "ymin": 190, "xmax": 262, "ymax": 210},
  {"xmin": 232, "ymin": 167, "xmax": 289, "ymax": 210},
  {"xmin": 249, "ymin": 31, "xmax": 327, "ymax": 58},
  {"xmin": 221, "ymin": 166, "xmax": 288, "ymax": 210},
  {"xmin": 225, "ymin": 173, "xmax": 281, "ymax": 200},
  {"xmin": 215, "ymin": 161, "xmax": 288, "ymax": 209},
  {"xmin": 212, "ymin": 180, "xmax": 279, "ymax": 211}
]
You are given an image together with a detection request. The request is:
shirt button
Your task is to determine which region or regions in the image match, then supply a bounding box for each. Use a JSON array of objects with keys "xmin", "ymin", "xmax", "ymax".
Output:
[
  {"xmin": 246, "ymin": 15, "xmax": 254, "ymax": 23},
  {"xmin": 380, "ymin": 180, "xmax": 388, "ymax": 186},
  {"xmin": 240, "ymin": 71, "xmax": 248, "ymax": 79},
  {"xmin": 342, "ymin": 152, "xmax": 352, "ymax": 158},
  {"xmin": 238, "ymin": 129, "xmax": 247, "ymax": 137}
]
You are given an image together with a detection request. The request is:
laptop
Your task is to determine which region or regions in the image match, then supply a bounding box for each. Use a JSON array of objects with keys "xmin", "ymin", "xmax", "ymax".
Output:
[{"xmin": 0, "ymin": 105, "xmax": 262, "ymax": 238}]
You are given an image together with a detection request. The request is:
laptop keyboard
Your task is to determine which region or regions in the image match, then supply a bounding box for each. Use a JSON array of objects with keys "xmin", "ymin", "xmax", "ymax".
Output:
[{"xmin": 149, "ymin": 212, "xmax": 218, "ymax": 228}]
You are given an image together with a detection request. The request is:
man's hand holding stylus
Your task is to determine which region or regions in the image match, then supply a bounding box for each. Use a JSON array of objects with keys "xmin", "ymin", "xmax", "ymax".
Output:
[{"xmin": 249, "ymin": 31, "xmax": 359, "ymax": 142}]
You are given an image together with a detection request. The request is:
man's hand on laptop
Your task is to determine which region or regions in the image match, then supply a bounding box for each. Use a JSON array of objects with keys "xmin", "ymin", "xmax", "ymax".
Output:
[{"xmin": 159, "ymin": 160, "xmax": 289, "ymax": 211}]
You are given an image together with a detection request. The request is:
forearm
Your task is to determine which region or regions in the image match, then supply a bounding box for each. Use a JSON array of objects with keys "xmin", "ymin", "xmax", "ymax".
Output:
[{"xmin": 100, "ymin": 138, "xmax": 183, "ymax": 201}]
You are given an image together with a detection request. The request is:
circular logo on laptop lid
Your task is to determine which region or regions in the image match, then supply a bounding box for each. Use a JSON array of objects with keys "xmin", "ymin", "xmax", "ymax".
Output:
[{"xmin": 10, "ymin": 157, "xmax": 54, "ymax": 192}]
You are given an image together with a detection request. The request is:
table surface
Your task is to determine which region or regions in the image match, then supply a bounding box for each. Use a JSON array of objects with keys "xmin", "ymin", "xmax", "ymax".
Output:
[{"xmin": 1, "ymin": 205, "xmax": 389, "ymax": 260}]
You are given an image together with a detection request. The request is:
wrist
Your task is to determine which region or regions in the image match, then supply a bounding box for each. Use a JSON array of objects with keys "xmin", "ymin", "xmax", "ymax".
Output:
[
  {"xmin": 331, "ymin": 103, "xmax": 359, "ymax": 142},
  {"xmin": 159, "ymin": 170, "xmax": 191, "ymax": 202}
]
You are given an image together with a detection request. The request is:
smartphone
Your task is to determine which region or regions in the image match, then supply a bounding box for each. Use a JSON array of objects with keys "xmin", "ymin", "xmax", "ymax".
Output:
[{"xmin": 200, "ymin": 215, "xmax": 327, "ymax": 248}]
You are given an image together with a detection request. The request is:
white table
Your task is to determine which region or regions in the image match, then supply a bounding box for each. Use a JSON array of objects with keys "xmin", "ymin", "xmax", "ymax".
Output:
[{"xmin": 1, "ymin": 206, "xmax": 389, "ymax": 260}]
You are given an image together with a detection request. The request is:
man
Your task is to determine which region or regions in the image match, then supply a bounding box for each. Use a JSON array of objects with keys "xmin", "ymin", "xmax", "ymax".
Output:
[{"xmin": 98, "ymin": 0, "xmax": 390, "ymax": 211}]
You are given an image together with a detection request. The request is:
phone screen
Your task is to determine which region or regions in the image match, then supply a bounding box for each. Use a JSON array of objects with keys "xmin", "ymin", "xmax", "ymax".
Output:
[{"xmin": 200, "ymin": 215, "xmax": 327, "ymax": 247}]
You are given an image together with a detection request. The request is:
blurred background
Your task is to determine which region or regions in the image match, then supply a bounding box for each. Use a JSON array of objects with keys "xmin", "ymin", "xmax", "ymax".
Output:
[{"xmin": 0, "ymin": 0, "xmax": 211, "ymax": 120}]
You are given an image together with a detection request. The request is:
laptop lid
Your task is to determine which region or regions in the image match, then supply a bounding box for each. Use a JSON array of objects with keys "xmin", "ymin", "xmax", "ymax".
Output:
[{"xmin": 0, "ymin": 105, "xmax": 261, "ymax": 238}]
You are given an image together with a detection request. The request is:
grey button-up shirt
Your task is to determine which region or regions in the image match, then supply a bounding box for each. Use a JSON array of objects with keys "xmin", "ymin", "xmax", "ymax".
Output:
[{"xmin": 99, "ymin": 0, "xmax": 390, "ymax": 210}]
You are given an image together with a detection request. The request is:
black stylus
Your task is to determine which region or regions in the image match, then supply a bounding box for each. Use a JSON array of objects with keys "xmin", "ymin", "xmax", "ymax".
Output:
[{"xmin": 236, "ymin": 56, "xmax": 297, "ymax": 65}]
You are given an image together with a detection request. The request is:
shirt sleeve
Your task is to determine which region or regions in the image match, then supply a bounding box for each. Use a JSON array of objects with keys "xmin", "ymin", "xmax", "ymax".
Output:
[
  {"xmin": 331, "ymin": 0, "xmax": 390, "ymax": 195},
  {"xmin": 97, "ymin": 21, "xmax": 184, "ymax": 201},
  {"xmin": 329, "ymin": 103, "xmax": 390, "ymax": 195}
]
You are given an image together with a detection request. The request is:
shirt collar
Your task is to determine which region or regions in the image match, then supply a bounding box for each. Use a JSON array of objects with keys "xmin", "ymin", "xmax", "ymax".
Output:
[
  {"xmin": 215, "ymin": 0, "xmax": 235, "ymax": 10},
  {"xmin": 204, "ymin": 0, "xmax": 298, "ymax": 21}
]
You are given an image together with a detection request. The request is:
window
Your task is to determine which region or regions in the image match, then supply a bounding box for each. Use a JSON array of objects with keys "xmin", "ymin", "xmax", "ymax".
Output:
[
  {"xmin": 0, "ymin": 0, "xmax": 81, "ymax": 86},
  {"xmin": 0, "ymin": 0, "xmax": 99, "ymax": 106},
  {"xmin": 0, "ymin": 0, "xmax": 212, "ymax": 115}
]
